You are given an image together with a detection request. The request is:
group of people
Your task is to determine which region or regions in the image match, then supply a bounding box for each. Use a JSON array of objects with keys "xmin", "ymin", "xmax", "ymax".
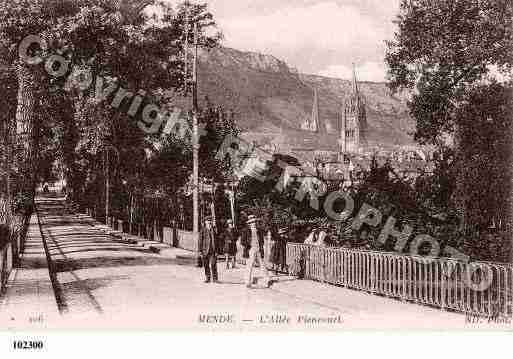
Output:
[
  {"xmin": 303, "ymin": 227, "xmax": 328, "ymax": 246},
  {"xmin": 199, "ymin": 215, "xmax": 288, "ymax": 288}
]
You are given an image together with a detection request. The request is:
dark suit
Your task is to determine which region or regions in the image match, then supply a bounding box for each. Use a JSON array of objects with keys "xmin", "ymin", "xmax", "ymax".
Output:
[
  {"xmin": 257, "ymin": 227, "xmax": 265, "ymax": 259},
  {"xmin": 200, "ymin": 226, "xmax": 218, "ymax": 281},
  {"xmin": 241, "ymin": 227, "xmax": 251, "ymax": 258},
  {"xmin": 222, "ymin": 227, "xmax": 238, "ymax": 256}
]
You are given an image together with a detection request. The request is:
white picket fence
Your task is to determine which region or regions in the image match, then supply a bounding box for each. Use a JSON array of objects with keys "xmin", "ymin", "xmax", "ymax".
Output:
[{"xmin": 287, "ymin": 243, "xmax": 513, "ymax": 318}]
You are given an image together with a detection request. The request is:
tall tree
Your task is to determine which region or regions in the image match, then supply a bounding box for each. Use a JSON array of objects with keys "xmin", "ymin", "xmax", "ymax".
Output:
[
  {"xmin": 0, "ymin": 0, "xmax": 68, "ymax": 202},
  {"xmin": 0, "ymin": 0, "xmax": 222, "ymax": 204},
  {"xmin": 0, "ymin": 62, "xmax": 17, "ymax": 243},
  {"xmin": 386, "ymin": 0, "xmax": 512, "ymax": 144},
  {"xmin": 385, "ymin": 0, "xmax": 513, "ymax": 231}
]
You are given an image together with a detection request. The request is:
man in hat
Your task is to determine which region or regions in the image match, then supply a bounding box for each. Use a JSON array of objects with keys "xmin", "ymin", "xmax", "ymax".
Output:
[
  {"xmin": 245, "ymin": 215, "xmax": 271, "ymax": 288},
  {"xmin": 276, "ymin": 227, "xmax": 289, "ymax": 272},
  {"xmin": 200, "ymin": 216, "xmax": 219, "ymax": 283}
]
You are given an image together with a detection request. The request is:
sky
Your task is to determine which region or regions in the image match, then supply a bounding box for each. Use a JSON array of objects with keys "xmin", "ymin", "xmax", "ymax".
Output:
[{"xmin": 203, "ymin": 0, "xmax": 402, "ymax": 82}]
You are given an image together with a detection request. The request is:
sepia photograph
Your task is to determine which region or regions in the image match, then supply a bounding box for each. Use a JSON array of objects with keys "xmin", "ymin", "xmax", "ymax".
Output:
[{"xmin": 0, "ymin": 0, "xmax": 512, "ymax": 351}]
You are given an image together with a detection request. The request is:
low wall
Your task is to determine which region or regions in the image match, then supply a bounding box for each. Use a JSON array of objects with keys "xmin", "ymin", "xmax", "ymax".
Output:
[
  {"xmin": 162, "ymin": 227, "xmax": 174, "ymax": 246},
  {"xmin": 176, "ymin": 230, "xmax": 199, "ymax": 252},
  {"xmin": 162, "ymin": 227, "xmax": 199, "ymax": 253},
  {"xmin": 0, "ymin": 214, "xmax": 32, "ymax": 294},
  {"xmin": 104, "ymin": 214, "xmax": 198, "ymax": 253},
  {"xmin": 0, "ymin": 242, "xmax": 13, "ymax": 294}
]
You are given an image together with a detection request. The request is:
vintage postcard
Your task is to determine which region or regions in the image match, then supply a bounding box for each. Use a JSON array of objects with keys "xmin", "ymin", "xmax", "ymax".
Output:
[{"xmin": 0, "ymin": 0, "xmax": 512, "ymax": 348}]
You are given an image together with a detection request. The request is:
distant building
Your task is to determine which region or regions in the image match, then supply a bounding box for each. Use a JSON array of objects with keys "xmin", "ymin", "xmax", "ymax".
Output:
[
  {"xmin": 284, "ymin": 64, "xmax": 369, "ymax": 180},
  {"xmin": 339, "ymin": 64, "xmax": 367, "ymax": 154},
  {"xmin": 301, "ymin": 87, "xmax": 324, "ymax": 133}
]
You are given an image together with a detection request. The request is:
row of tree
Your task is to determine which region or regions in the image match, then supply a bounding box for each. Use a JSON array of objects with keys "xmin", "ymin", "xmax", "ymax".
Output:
[{"xmin": 0, "ymin": 1, "xmax": 236, "ymax": 246}]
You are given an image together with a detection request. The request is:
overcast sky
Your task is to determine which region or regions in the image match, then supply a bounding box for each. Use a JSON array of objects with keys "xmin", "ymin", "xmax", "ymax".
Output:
[{"xmin": 203, "ymin": 0, "xmax": 402, "ymax": 82}]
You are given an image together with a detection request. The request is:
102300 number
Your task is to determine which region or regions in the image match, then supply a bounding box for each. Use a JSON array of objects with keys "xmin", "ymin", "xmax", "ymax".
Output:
[{"xmin": 13, "ymin": 340, "xmax": 44, "ymax": 350}]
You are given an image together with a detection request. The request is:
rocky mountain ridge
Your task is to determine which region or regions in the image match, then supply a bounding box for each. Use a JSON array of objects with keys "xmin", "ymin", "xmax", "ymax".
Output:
[{"xmin": 194, "ymin": 46, "xmax": 417, "ymax": 151}]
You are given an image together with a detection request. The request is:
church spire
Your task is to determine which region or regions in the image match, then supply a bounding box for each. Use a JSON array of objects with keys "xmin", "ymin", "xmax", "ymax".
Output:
[
  {"xmin": 301, "ymin": 86, "xmax": 323, "ymax": 133},
  {"xmin": 311, "ymin": 87, "xmax": 320, "ymax": 133},
  {"xmin": 351, "ymin": 63, "xmax": 359, "ymax": 95}
]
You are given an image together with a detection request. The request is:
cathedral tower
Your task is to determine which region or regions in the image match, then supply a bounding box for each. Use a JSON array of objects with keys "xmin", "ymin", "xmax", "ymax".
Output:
[{"xmin": 340, "ymin": 64, "xmax": 366, "ymax": 153}]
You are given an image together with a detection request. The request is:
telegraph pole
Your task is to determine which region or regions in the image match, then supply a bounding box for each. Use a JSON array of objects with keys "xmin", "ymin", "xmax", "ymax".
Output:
[
  {"xmin": 105, "ymin": 149, "xmax": 110, "ymax": 225},
  {"xmin": 102, "ymin": 145, "xmax": 119, "ymax": 226},
  {"xmin": 183, "ymin": 1, "xmax": 199, "ymax": 236},
  {"xmin": 184, "ymin": 0, "xmax": 190, "ymax": 96},
  {"xmin": 192, "ymin": 21, "xmax": 199, "ymax": 235}
]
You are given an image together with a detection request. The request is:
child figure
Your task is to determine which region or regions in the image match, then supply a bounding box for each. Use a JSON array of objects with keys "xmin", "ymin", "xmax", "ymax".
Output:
[{"xmin": 223, "ymin": 219, "xmax": 238, "ymax": 269}]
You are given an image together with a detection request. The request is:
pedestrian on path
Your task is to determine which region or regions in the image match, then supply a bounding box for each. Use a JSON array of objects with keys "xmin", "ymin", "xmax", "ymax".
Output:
[
  {"xmin": 244, "ymin": 215, "xmax": 271, "ymax": 288},
  {"xmin": 222, "ymin": 219, "xmax": 238, "ymax": 269},
  {"xmin": 257, "ymin": 223, "xmax": 266, "ymax": 260},
  {"xmin": 241, "ymin": 225, "xmax": 250, "ymax": 259},
  {"xmin": 200, "ymin": 216, "xmax": 219, "ymax": 283},
  {"xmin": 304, "ymin": 228, "xmax": 327, "ymax": 246},
  {"xmin": 273, "ymin": 228, "xmax": 288, "ymax": 272}
]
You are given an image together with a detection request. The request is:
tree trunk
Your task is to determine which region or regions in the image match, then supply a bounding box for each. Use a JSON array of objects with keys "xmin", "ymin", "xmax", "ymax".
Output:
[
  {"xmin": 129, "ymin": 192, "xmax": 133, "ymax": 233},
  {"xmin": 0, "ymin": 116, "xmax": 13, "ymax": 250},
  {"xmin": 63, "ymin": 97, "xmax": 80, "ymax": 203},
  {"xmin": 1, "ymin": 92, "xmax": 14, "ymax": 229},
  {"xmin": 15, "ymin": 62, "xmax": 39, "ymax": 201},
  {"xmin": 452, "ymin": 122, "xmax": 468, "ymax": 233}
]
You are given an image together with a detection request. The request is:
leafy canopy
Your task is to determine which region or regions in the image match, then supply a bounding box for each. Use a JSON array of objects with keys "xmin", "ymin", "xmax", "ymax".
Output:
[{"xmin": 386, "ymin": 0, "xmax": 513, "ymax": 144}]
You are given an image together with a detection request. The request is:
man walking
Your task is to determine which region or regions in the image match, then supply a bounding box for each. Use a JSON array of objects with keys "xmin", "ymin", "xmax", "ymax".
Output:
[
  {"xmin": 241, "ymin": 224, "xmax": 251, "ymax": 260},
  {"xmin": 245, "ymin": 215, "xmax": 271, "ymax": 288},
  {"xmin": 200, "ymin": 216, "xmax": 219, "ymax": 283},
  {"xmin": 276, "ymin": 228, "xmax": 289, "ymax": 272}
]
